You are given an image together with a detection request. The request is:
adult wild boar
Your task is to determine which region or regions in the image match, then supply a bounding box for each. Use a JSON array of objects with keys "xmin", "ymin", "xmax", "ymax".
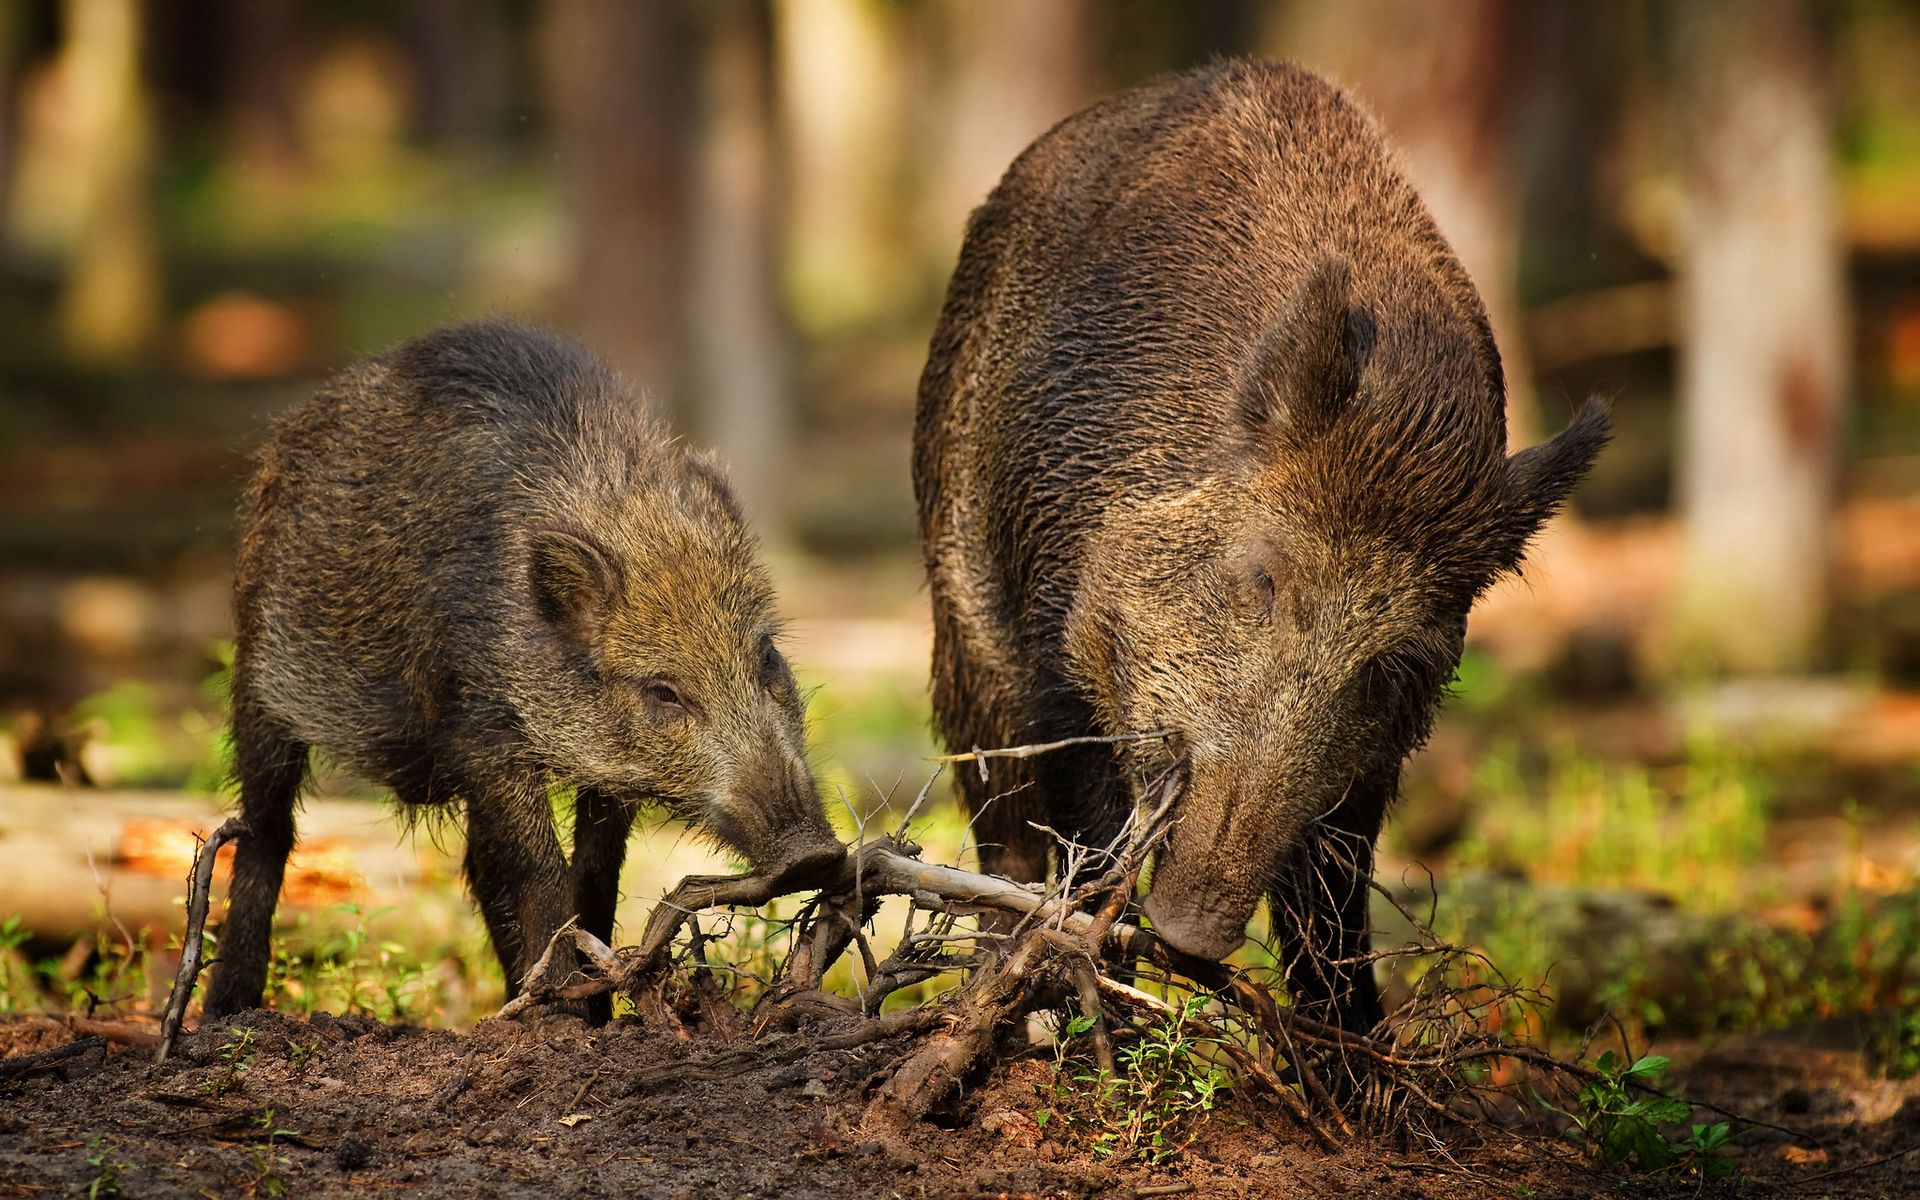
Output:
[
  {"xmin": 914, "ymin": 60, "xmax": 1606, "ymax": 1032},
  {"xmin": 205, "ymin": 321, "xmax": 844, "ymax": 1020}
]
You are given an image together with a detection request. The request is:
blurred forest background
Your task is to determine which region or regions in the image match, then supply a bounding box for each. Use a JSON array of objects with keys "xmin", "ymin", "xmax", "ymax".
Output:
[{"xmin": 2, "ymin": 0, "xmax": 1919, "ymax": 1043}]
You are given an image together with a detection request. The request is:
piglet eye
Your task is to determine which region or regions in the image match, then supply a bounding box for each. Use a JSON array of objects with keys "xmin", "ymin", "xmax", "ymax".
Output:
[
  {"xmin": 643, "ymin": 680, "xmax": 685, "ymax": 711},
  {"xmin": 759, "ymin": 638, "xmax": 788, "ymax": 690}
]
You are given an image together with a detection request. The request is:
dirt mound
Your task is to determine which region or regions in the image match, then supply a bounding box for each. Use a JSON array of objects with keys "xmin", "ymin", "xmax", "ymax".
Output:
[{"xmin": 5, "ymin": 1011, "xmax": 1917, "ymax": 1198}]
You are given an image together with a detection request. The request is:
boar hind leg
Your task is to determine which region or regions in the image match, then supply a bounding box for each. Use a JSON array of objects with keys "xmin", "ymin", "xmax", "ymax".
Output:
[
  {"xmin": 462, "ymin": 775, "xmax": 574, "ymax": 1005},
  {"xmin": 929, "ymin": 611, "xmax": 1049, "ymax": 884},
  {"xmin": 1272, "ymin": 791, "xmax": 1389, "ymax": 1039},
  {"xmin": 1034, "ymin": 735, "xmax": 1129, "ymax": 886},
  {"xmin": 205, "ymin": 691, "xmax": 308, "ymax": 1018},
  {"xmin": 570, "ymin": 787, "xmax": 633, "ymax": 1023}
]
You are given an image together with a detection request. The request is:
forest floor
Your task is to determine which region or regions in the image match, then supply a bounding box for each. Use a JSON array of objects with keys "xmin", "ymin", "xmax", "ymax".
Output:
[{"xmin": 3, "ymin": 1006, "xmax": 1918, "ymax": 1199}]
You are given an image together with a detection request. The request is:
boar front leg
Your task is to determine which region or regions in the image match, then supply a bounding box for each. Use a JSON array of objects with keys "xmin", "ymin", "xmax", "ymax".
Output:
[{"xmin": 1271, "ymin": 776, "xmax": 1392, "ymax": 1037}]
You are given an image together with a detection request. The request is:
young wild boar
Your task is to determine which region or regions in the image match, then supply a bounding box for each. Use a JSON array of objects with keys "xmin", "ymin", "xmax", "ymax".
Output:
[
  {"xmin": 914, "ymin": 60, "xmax": 1607, "ymax": 1033},
  {"xmin": 205, "ymin": 321, "xmax": 844, "ymax": 1019}
]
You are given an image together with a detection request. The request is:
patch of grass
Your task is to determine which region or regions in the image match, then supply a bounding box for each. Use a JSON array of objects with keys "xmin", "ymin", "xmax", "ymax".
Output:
[
  {"xmin": 1385, "ymin": 732, "xmax": 1920, "ymax": 1044},
  {"xmin": 243, "ymin": 1108, "xmax": 298, "ymax": 1198},
  {"xmin": 0, "ymin": 904, "xmax": 164, "ymax": 1019},
  {"xmin": 1866, "ymin": 1006, "xmax": 1920, "ymax": 1079},
  {"xmin": 1035, "ymin": 995, "xmax": 1231, "ymax": 1166},
  {"xmin": 69, "ymin": 682, "xmax": 180, "ymax": 787},
  {"xmin": 84, "ymin": 1137, "xmax": 126, "ymax": 1199},
  {"xmin": 204, "ymin": 1026, "xmax": 257, "ymax": 1101},
  {"xmin": 0, "ymin": 915, "xmax": 33, "ymax": 1009},
  {"xmin": 259, "ymin": 900, "xmax": 489, "ymax": 1025},
  {"xmin": 1446, "ymin": 735, "xmax": 1771, "ymax": 904}
]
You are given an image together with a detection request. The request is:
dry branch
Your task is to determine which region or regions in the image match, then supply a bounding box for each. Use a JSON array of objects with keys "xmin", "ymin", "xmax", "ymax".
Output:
[
  {"xmin": 155, "ymin": 817, "xmax": 247, "ymax": 1064},
  {"xmin": 929, "ymin": 728, "xmax": 1175, "ymax": 768},
  {"xmin": 499, "ymin": 752, "xmax": 1602, "ymax": 1150},
  {"xmin": 0, "ymin": 1036, "xmax": 106, "ymax": 1081}
]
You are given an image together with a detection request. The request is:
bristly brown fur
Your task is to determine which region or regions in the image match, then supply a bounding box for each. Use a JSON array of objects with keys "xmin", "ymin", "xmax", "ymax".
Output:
[
  {"xmin": 207, "ymin": 320, "xmax": 842, "ymax": 1021},
  {"xmin": 913, "ymin": 59, "xmax": 1606, "ymax": 1032}
]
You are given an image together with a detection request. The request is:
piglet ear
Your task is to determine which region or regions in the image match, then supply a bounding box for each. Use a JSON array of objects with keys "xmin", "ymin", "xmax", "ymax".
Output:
[
  {"xmin": 1497, "ymin": 398, "xmax": 1611, "ymax": 571},
  {"xmin": 529, "ymin": 529, "xmax": 618, "ymax": 645},
  {"xmin": 1238, "ymin": 257, "xmax": 1366, "ymax": 450}
]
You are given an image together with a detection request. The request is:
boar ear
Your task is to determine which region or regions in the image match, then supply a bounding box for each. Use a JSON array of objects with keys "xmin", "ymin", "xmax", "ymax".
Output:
[
  {"xmin": 1496, "ymin": 398, "xmax": 1611, "ymax": 571},
  {"xmin": 1238, "ymin": 257, "xmax": 1365, "ymax": 450},
  {"xmin": 529, "ymin": 529, "xmax": 619, "ymax": 645}
]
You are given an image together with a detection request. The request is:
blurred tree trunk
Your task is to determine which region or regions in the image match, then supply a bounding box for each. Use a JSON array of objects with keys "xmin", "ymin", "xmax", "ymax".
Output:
[
  {"xmin": 1674, "ymin": 0, "xmax": 1845, "ymax": 676},
  {"xmin": 921, "ymin": 0, "xmax": 1098, "ymax": 264},
  {"xmin": 0, "ymin": 4, "xmax": 21, "ymax": 242},
  {"xmin": 687, "ymin": 1, "xmax": 792, "ymax": 526},
  {"xmin": 406, "ymin": 0, "xmax": 511, "ymax": 147},
  {"xmin": 1270, "ymin": 0, "xmax": 1540, "ymax": 444},
  {"xmin": 223, "ymin": 0, "xmax": 302, "ymax": 178},
  {"xmin": 771, "ymin": 0, "xmax": 904, "ymax": 332},
  {"xmin": 56, "ymin": 0, "xmax": 161, "ymax": 363},
  {"xmin": 542, "ymin": 0, "xmax": 694, "ymax": 414}
]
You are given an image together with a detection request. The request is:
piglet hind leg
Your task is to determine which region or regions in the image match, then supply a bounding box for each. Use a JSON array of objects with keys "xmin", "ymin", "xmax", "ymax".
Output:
[{"xmin": 203, "ymin": 692, "xmax": 309, "ymax": 1019}]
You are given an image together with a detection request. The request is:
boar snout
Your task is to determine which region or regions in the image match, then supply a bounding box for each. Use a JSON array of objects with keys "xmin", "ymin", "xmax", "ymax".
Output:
[
  {"xmin": 1141, "ymin": 752, "xmax": 1298, "ymax": 963},
  {"xmin": 1142, "ymin": 873, "xmax": 1260, "ymax": 962}
]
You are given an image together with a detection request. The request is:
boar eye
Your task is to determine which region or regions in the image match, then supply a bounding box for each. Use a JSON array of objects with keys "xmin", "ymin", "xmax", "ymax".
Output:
[{"xmin": 642, "ymin": 680, "xmax": 686, "ymax": 713}]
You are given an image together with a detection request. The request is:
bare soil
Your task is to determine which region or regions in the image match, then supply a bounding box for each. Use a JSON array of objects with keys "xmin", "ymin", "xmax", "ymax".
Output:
[{"xmin": 3, "ymin": 1010, "xmax": 1916, "ymax": 1199}]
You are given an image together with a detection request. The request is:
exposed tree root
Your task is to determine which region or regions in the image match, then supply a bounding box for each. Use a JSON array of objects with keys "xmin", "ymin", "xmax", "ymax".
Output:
[
  {"xmin": 145, "ymin": 744, "xmax": 1765, "ymax": 1164},
  {"xmin": 493, "ymin": 757, "xmax": 1621, "ymax": 1153}
]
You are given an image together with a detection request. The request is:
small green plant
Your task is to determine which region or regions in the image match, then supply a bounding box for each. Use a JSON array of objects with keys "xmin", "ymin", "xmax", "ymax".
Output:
[
  {"xmin": 244, "ymin": 1108, "xmax": 298, "ymax": 1197},
  {"xmin": 1036, "ymin": 995, "xmax": 1230, "ymax": 1166},
  {"xmin": 1550, "ymin": 1052, "xmax": 1733, "ymax": 1179},
  {"xmin": 263, "ymin": 903, "xmax": 443, "ymax": 1023},
  {"xmin": 1867, "ymin": 1006, "xmax": 1920, "ymax": 1080},
  {"xmin": 0, "ymin": 915, "xmax": 33, "ymax": 1009},
  {"xmin": 85, "ymin": 1137, "xmax": 125, "ymax": 1199},
  {"xmin": 204, "ymin": 1026, "xmax": 258, "ymax": 1100},
  {"xmin": 286, "ymin": 1038, "xmax": 320, "ymax": 1077}
]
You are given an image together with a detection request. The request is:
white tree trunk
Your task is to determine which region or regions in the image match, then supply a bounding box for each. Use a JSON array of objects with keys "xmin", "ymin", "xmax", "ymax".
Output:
[
  {"xmin": 688, "ymin": 2, "xmax": 793, "ymax": 527},
  {"xmin": 56, "ymin": 0, "xmax": 161, "ymax": 363},
  {"xmin": 1676, "ymin": 0, "xmax": 1846, "ymax": 675}
]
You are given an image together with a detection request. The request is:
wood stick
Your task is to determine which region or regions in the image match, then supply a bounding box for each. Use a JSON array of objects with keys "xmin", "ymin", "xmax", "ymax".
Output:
[
  {"xmin": 492, "ymin": 838, "xmax": 1143, "ymax": 1021},
  {"xmin": 155, "ymin": 817, "xmax": 247, "ymax": 1064},
  {"xmin": 0, "ymin": 1036, "xmax": 106, "ymax": 1080},
  {"xmin": 929, "ymin": 729, "xmax": 1174, "ymax": 767}
]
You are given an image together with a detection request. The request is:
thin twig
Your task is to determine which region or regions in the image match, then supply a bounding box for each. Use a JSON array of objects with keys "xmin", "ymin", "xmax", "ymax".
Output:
[
  {"xmin": 155, "ymin": 817, "xmax": 247, "ymax": 1064},
  {"xmin": 929, "ymin": 729, "xmax": 1175, "ymax": 765}
]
